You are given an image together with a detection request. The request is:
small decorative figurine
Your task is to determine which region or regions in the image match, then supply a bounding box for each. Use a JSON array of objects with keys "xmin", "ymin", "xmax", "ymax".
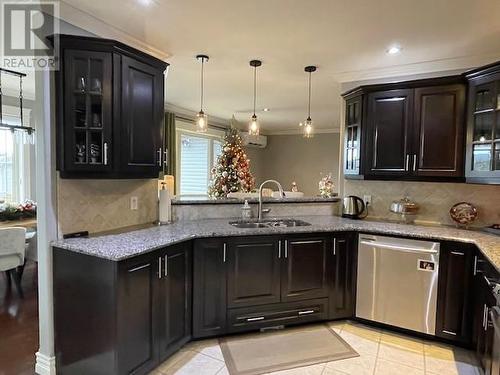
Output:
[{"xmin": 291, "ymin": 182, "xmax": 298, "ymax": 192}]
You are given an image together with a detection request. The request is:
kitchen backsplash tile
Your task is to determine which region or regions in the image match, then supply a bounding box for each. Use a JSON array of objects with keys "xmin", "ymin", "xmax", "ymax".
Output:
[
  {"xmin": 344, "ymin": 180, "xmax": 500, "ymax": 227},
  {"xmin": 57, "ymin": 177, "xmax": 158, "ymax": 236}
]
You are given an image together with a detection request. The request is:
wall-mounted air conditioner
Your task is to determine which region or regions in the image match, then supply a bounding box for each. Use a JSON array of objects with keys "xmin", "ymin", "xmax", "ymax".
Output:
[{"xmin": 241, "ymin": 132, "xmax": 267, "ymax": 148}]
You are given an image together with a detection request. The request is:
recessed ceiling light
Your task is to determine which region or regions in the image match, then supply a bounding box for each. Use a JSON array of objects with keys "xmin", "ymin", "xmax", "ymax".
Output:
[
  {"xmin": 387, "ymin": 45, "xmax": 402, "ymax": 55},
  {"xmin": 137, "ymin": 0, "xmax": 153, "ymax": 6},
  {"xmin": 263, "ymin": 108, "xmax": 270, "ymax": 112}
]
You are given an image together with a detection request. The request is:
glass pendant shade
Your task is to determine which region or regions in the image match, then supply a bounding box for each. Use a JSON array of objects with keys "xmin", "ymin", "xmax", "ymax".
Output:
[
  {"xmin": 195, "ymin": 54, "xmax": 209, "ymax": 133},
  {"xmin": 303, "ymin": 118, "xmax": 313, "ymax": 138},
  {"xmin": 195, "ymin": 110, "xmax": 208, "ymax": 133},
  {"xmin": 302, "ymin": 66, "xmax": 317, "ymax": 139},
  {"xmin": 249, "ymin": 114, "xmax": 259, "ymax": 136},
  {"xmin": 249, "ymin": 60, "xmax": 262, "ymax": 136}
]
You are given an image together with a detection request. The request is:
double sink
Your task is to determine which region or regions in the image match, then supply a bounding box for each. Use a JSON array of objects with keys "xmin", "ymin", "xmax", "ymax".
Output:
[{"xmin": 229, "ymin": 218, "xmax": 311, "ymax": 229}]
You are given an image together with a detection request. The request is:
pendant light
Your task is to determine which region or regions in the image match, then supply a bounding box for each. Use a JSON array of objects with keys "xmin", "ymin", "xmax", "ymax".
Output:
[
  {"xmin": 303, "ymin": 65, "xmax": 316, "ymax": 138},
  {"xmin": 249, "ymin": 59, "xmax": 262, "ymax": 136},
  {"xmin": 195, "ymin": 54, "xmax": 209, "ymax": 132}
]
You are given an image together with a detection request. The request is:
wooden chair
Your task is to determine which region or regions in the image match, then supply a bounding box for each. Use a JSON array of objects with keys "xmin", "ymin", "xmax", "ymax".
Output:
[{"xmin": 0, "ymin": 227, "xmax": 26, "ymax": 298}]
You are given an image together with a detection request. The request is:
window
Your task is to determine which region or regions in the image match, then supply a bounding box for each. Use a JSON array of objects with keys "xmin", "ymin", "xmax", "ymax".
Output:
[
  {"xmin": 0, "ymin": 106, "xmax": 35, "ymax": 203},
  {"xmin": 176, "ymin": 120, "xmax": 224, "ymax": 196}
]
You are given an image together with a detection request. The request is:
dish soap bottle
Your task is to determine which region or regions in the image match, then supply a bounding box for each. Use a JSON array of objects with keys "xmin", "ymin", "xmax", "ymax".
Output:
[{"xmin": 241, "ymin": 200, "xmax": 252, "ymax": 220}]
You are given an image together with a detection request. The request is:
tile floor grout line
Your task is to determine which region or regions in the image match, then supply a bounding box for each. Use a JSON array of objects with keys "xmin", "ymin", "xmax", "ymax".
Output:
[
  {"xmin": 372, "ymin": 330, "xmax": 381, "ymax": 375},
  {"xmin": 193, "ymin": 347, "xmax": 226, "ymax": 363},
  {"xmin": 195, "ymin": 351, "xmax": 226, "ymax": 364}
]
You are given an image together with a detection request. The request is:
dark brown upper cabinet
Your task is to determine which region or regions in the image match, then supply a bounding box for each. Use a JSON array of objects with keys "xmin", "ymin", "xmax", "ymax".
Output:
[
  {"xmin": 365, "ymin": 89, "xmax": 414, "ymax": 177},
  {"xmin": 465, "ymin": 61, "xmax": 500, "ymax": 184},
  {"xmin": 55, "ymin": 35, "xmax": 168, "ymax": 179},
  {"xmin": 342, "ymin": 76, "xmax": 466, "ymax": 182},
  {"xmin": 344, "ymin": 96, "xmax": 363, "ymax": 176},
  {"xmin": 413, "ymin": 85, "xmax": 465, "ymax": 177}
]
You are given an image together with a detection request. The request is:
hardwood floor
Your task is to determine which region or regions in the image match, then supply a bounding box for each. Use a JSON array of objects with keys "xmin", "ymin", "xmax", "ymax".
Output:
[{"xmin": 0, "ymin": 263, "xmax": 38, "ymax": 375}]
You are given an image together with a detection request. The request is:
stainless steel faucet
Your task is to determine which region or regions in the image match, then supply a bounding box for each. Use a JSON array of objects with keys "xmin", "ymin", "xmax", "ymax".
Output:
[{"xmin": 258, "ymin": 179, "xmax": 285, "ymax": 221}]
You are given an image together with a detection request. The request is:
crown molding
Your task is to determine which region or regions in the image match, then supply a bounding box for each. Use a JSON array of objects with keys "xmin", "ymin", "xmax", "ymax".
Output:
[
  {"xmin": 58, "ymin": 1, "xmax": 169, "ymax": 61},
  {"xmin": 265, "ymin": 128, "xmax": 340, "ymax": 136},
  {"xmin": 333, "ymin": 51, "xmax": 500, "ymax": 83}
]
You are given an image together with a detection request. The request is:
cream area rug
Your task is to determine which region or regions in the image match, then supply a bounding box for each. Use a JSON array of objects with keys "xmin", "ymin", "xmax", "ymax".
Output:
[{"xmin": 219, "ymin": 324, "xmax": 358, "ymax": 375}]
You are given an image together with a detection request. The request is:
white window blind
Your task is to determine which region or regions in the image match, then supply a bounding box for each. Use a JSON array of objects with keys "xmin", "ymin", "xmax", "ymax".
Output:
[
  {"xmin": 0, "ymin": 106, "xmax": 35, "ymax": 203},
  {"xmin": 176, "ymin": 121, "xmax": 224, "ymax": 196},
  {"xmin": 0, "ymin": 129, "xmax": 14, "ymax": 202},
  {"xmin": 180, "ymin": 134, "xmax": 210, "ymax": 195}
]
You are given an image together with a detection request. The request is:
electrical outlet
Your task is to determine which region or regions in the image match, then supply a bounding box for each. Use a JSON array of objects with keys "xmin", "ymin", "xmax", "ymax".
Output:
[
  {"xmin": 130, "ymin": 196, "xmax": 138, "ymax": 210},
  {"xmin": 363, "ymin": 195, "xmax": 372, "ymax": 205}
]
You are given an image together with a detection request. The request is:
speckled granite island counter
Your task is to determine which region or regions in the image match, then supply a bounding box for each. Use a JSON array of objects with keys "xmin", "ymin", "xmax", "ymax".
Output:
[{"xmin": 53, "ymin": 215, "xmax": 500, "ymax": 270}]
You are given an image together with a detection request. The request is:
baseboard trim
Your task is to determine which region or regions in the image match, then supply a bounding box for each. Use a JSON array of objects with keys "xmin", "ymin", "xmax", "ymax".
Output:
[{"xmin": 35, "ymin": 352, "xmax": 56, "ymax": 375}]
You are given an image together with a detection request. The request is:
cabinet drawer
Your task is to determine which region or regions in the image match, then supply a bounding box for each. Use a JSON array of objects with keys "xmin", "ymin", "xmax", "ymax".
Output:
[{"xmin": 227, "ymin": 298, "xmax": 328, "ymax": 333}]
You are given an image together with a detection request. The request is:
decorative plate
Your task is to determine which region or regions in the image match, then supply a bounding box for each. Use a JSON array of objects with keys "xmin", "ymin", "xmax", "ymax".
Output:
[{"xmin": 449, "ymin": 202, "xmax": 478, "ymax": 227}]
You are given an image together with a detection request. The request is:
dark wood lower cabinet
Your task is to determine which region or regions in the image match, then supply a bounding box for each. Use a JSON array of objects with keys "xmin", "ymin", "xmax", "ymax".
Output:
[
  {"xmin": 54, "ymin": 232, "xmax": 498, "ymax": 375},
  {"xmin": 329, "ymin": 233, "xmax": 357, "ymax": 319},
  {"xmin": 435, "ymin": 242, "xmax": 474, "ymax": 344},
  {"xmin": 158, "ymin": 244, "xmax": 192, "ymax": 361},
  {"xmin": 281, "ymin": 235, "xmax": 330, "ymax": 302},
  {"xmin": 192, "ymin": 238, "xmax": 227, "ymax": 338},
  {"xmin": 227, "ymin": 236, "xmax": 281, "ymax": 308},
  {"xmin": 54, "ymin": 244, "xmax": 191, "ymax": 375},
  {"xmin": 117, "ymin": 254, "xmax": 160, "ymax": 375}
]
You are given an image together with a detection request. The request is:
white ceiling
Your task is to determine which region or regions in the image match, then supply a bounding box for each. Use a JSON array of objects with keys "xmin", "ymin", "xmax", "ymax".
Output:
[{"xmin": 59, "ymin": 0, "xmax": 500, "ymax": 133}]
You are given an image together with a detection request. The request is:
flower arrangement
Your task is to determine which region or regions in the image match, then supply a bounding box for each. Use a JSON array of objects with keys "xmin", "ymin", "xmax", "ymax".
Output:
[
  {"xmin": 318, "ymin": 173, "xmax": 336, "ymax": 198},
  {"xmin": 0, "ymin": 200, "xmax": 37, "ymax": 221}
]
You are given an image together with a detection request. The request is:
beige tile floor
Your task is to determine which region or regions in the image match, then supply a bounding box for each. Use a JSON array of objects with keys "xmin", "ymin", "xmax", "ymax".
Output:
[{"xmin": 149, "ymin": 320, "xmax": 482, "ymax": 375}]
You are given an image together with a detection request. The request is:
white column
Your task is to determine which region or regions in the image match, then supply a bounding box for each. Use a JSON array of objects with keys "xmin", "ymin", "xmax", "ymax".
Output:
[{"xmin": 34, "ymin": 69, "xmax": 58, "ymax": 375}]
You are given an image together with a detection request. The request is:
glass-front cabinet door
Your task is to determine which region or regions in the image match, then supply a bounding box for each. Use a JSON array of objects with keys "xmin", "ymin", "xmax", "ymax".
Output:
[
  {"xmin": 466, "ymin": 73, "xmax": 500, "ymax": 183},
  {"xmin": 63, "ymin": 49, "xmax": 112, "ymax": 172},
  {"xmin": 344, "ymin": 96, "xmax": 362, "ymax": 176}
]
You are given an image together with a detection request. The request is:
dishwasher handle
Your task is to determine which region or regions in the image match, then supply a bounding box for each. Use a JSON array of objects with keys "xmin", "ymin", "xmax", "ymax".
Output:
[{"xmin": 359, "ymin": 240, "xmax": 439, "ymax": 255}]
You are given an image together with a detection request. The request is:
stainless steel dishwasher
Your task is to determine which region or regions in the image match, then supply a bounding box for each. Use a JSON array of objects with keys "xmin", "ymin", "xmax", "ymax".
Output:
[{"xmin": 356, "ymin": 234, "xmax": 440, "ymax": 335}]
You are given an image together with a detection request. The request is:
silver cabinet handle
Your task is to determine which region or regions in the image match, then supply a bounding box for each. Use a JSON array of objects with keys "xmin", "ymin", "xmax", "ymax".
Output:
[
  {"xmin": 103, "ymin": 142, "xmax": 109, "ymax": 165},
  {"xmin": 223, "ymin": 243, "xmax": 227, "ymax": 263},
  {"xmin": 298, "ymin": 310, "xmax": 315, "ymax": 316},
  {"xmin": 164, "ymin": 255, "xmax": 168, "ymax": 277},
  {"xmin": 483, "ymin": 304, "xmax": 488, "ymax": 330},
  {"xmin": 246, "ymin": 316, "xmax": 265, "ymax": 322},
  {"xmin": 413, "ymin": 154, "xmax": 417, "ymax": 171},
  {"xmin": 484, "ymin": 275, "xmax": 492, "ymax": 287},
  {"xmin": 450, "ymin": 251, "xmax": 464, "ymax": 256},
  {"xmin": 278, "ymin": 240, "xmax": 282, "ymax": 259},
  {"xmin": 157, "ymin": 147, "xmax": 162, "ymax": 166},
  {"xmin": 333, "ymin": 238, "xmax": 336, "ymax": 256},
  {"xmin": 485, "ymin": 306, "xmax": 490, "ymax": 331},
  {"xmin": 442, "ymin": 330, "xmax": 457, "ymax": 336},
  {"xmin": 284, "ymin": 240, "xmax": 288, "ymax": 258},
  {"xmin": 405, "ymin": 154, "xmax": 410, "ymax": 171},
  {"xmin": 158, "ymin": 257, "xmax": 162, "ymax": 279},
  {"xmin": 163, "ymin": 148, "xmax": 168, "ymax": 167},
  {"xmin": 128, "ymin": 263, "xmax": 151, "ymax": 273},
  {"xmin": 473, "ymin": 256, "xmax": 478, "ymax": 276}
]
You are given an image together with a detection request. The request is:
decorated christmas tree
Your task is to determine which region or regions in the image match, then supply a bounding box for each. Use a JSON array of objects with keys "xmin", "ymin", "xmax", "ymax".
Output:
[{"xmin": 208, "ymin": 127, "xmax": 255, "ymax": 198}]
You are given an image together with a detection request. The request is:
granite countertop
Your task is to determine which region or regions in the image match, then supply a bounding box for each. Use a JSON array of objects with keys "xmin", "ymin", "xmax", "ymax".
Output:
[
  {"xmin": 172, "ymin": 196, "xmax": 340, "ymax": 205},
  {"xmin": 52, "ymin": 216, "xmax": 500, "ymax": 271}
]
